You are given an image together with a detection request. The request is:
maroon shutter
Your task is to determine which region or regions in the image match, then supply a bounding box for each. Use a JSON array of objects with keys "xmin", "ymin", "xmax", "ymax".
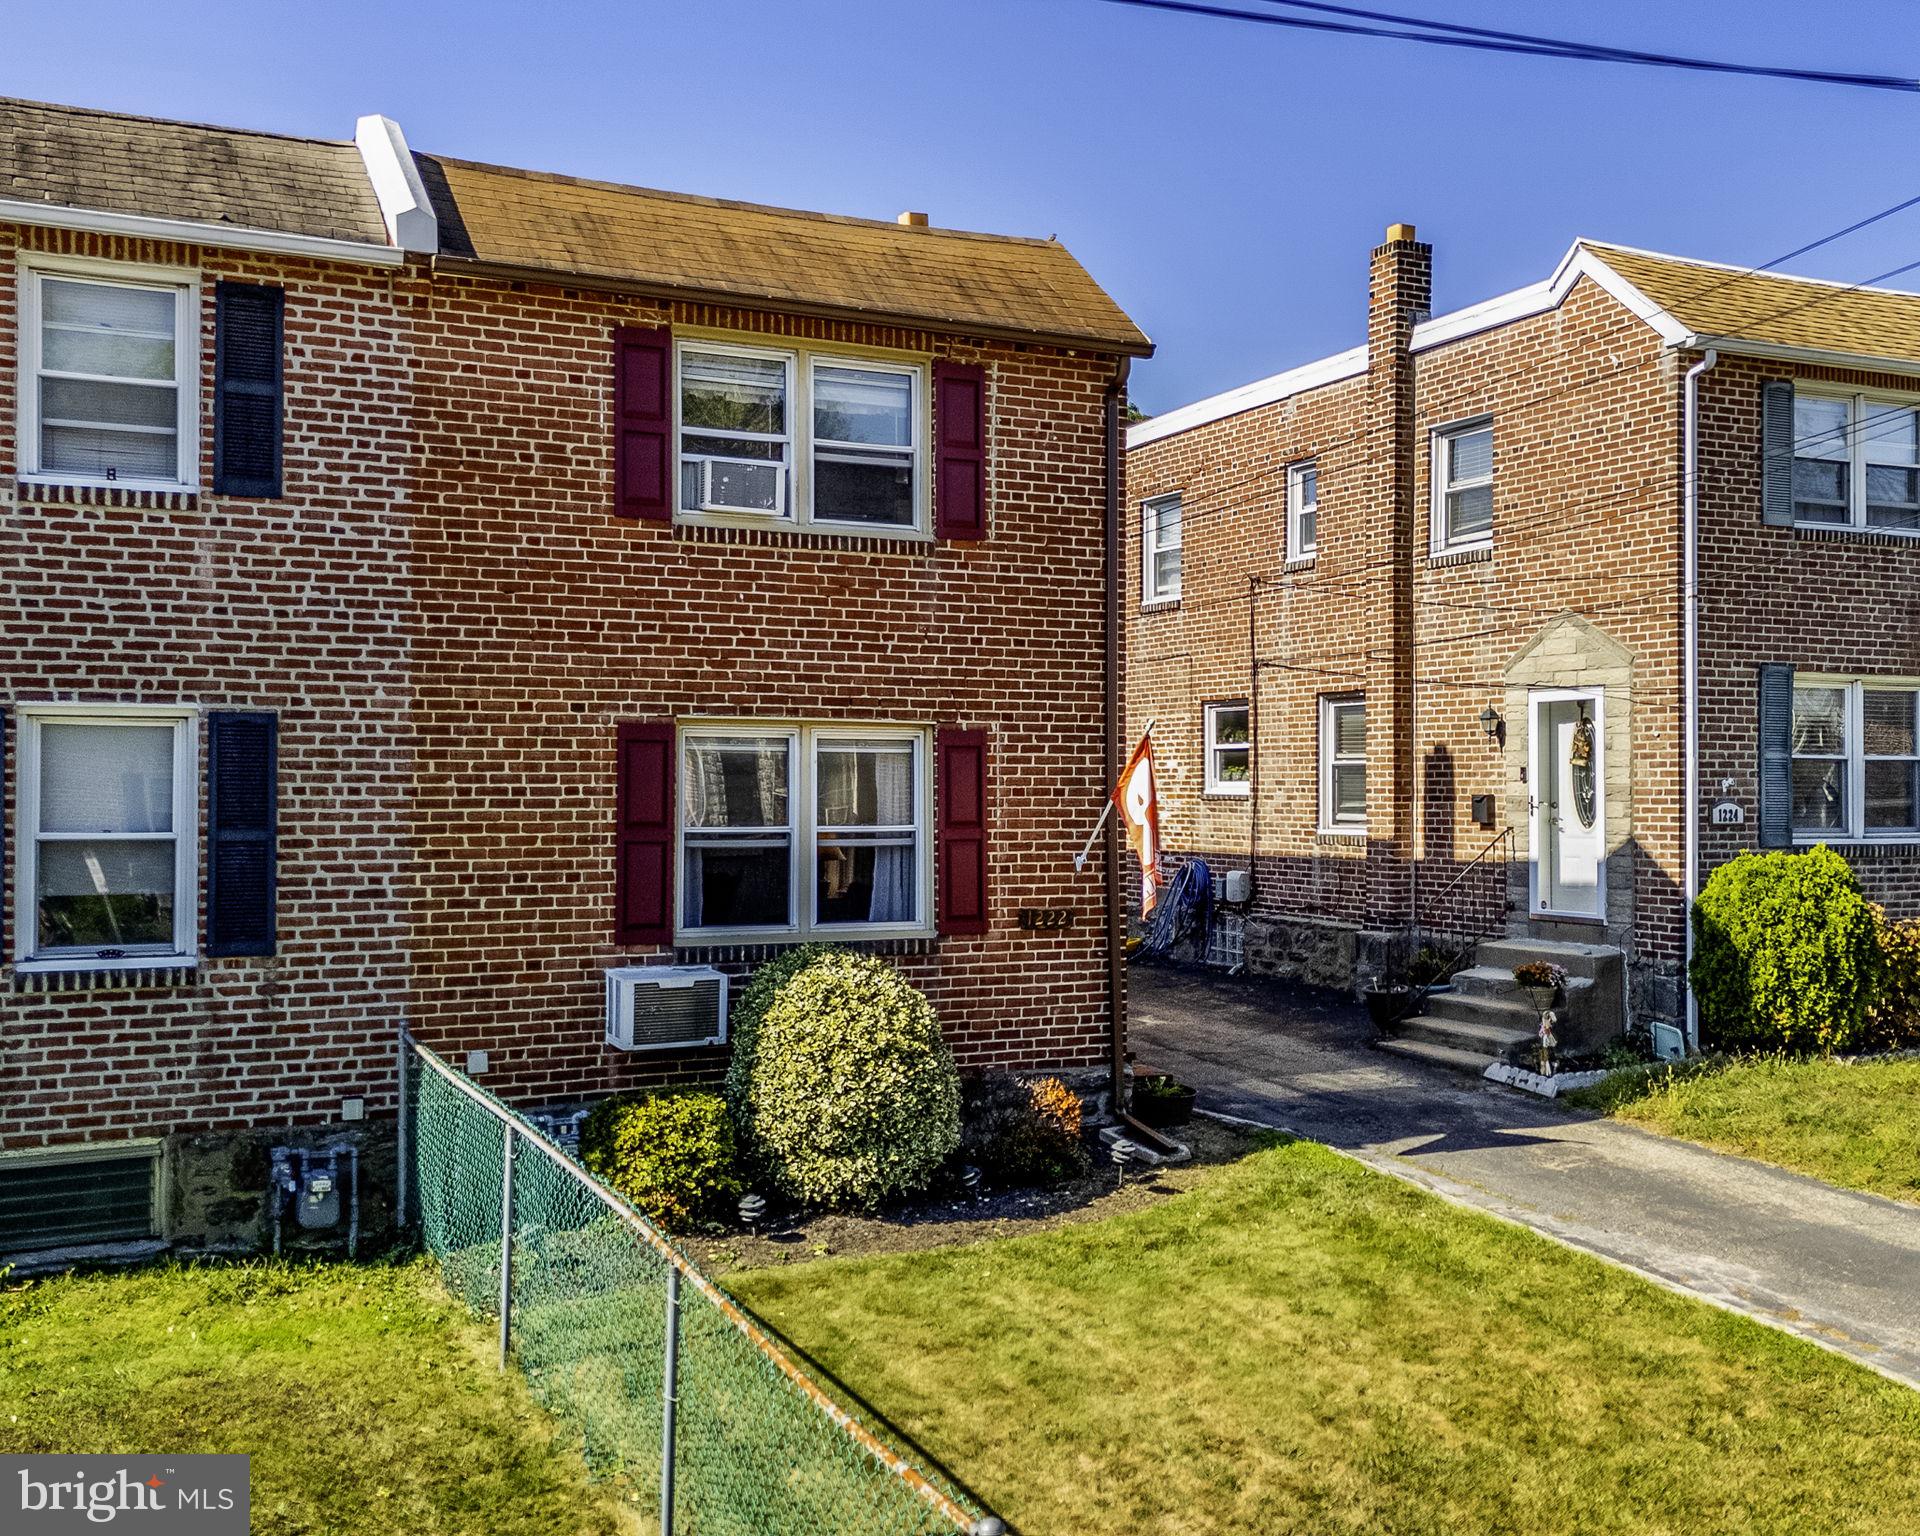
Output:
[
  {"xmin": 933, "ymin": 361, "xmax": 987, "ymax": 540},
  {"xmin": 613, "ymin": 326, "xmax": 673, "ymax": 522},
  {"xmin": 937, "ymin": 727, "xmax": 988, "ymax": 935},
  {"xmin": 616, "ymin": 721, "xmax": 675, "ymax": 944}
]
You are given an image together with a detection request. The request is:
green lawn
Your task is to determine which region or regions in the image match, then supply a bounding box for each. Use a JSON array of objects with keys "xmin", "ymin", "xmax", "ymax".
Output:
[
  {"xmin": 0, "ymin": 1258, "xmax": 640, "ymax": 1536},
  {"xmin": 1569, "ymin": 1053, "xmax": 1920, "ymax": 1204},
  {"xmin": 734, "ymin": 1137, "xmax": 1920, "ymax": 1536}
]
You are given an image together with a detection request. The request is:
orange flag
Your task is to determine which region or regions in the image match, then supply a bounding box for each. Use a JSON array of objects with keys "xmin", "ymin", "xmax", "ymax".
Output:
[{"xmin": 1113, "ymin": 731, "xmax": 1164, "ymax": 915}]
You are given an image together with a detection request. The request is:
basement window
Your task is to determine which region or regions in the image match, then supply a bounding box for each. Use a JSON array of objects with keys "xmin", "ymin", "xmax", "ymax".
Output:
[{"xmin": 0, "ymin": 1144, "xmax": 161, "ymax": 1259}]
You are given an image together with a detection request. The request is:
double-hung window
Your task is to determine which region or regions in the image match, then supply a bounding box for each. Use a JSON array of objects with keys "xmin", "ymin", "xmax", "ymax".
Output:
[
  {"xmin": 1142, "ymin": 493, "xmax": 1182, "ymax": 604},
  {"xmin": 676, "ymin": 342, "xmax": 925, "ymax": 531},
  {"xmin": 1320, "ymin": 695, "xmax": 1367, "ymax": 832},
  {"xmin": 1791, "ymin": 680, "xmax": 1920, "ymax": 841},
  {"xmin": 1286, "ymin": 460, "xmax": 1317, "ymax": 562},
  {"xmin": 14, "ymin": 706, "xmax": 198, "ymax": 970},
  {"xmin": 1793, "ymin": 393, "xmax": 1920, "ymax": 532},
  {"xmin": 678, "ymin": 724, "xmax": 931, "ymax": 939},
  {"xmin": 19, "ymin": 259, "xmax": 198, "ymax": 491},
  {"xmin": 1432, "ymin": 418, "xmax": 1494, "ymax": 552},
  {"xmin": 1204, "ymin": 702, "xmax": 1251, "ymax": 795}
]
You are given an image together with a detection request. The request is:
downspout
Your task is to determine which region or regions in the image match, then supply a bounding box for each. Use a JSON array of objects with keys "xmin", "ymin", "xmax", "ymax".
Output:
[
  {"xmin": 1682, "ymin": 348, "xmax": 1719, "ymax": 1053},
  {"xmin": 1104, "ymin": 358, "xmax": 1131, "ymax": 1115},
  {"xmin": 1248, "ymin": 576, "xmax": 1262, "ymax": 894}
]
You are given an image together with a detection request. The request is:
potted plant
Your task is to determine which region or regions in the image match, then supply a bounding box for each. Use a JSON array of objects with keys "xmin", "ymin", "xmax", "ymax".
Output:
[
  {"xmin": 1130, "ymin": 1073, "xmax": 1196, "ymax": 1128},
  {"xmin": 1512, "ymin": 960, "xmax": 1567, "ymax": 1016}
]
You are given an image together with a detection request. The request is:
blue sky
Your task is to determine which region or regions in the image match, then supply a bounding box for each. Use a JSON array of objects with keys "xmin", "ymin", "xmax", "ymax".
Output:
[{"xmin": 8, "ymin": 1, "xmax": 1919, "ymax": 413}]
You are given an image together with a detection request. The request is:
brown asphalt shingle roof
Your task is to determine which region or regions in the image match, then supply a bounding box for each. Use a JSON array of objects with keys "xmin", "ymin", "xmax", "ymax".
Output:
[
  {"xmin": 1591, "ymin": 242, "xmax": 1920, "ymax": 363},
  {"xmin": 418, "ymin": 154, "xmax": 1151, "ymax": 356},
  {"xmin": 0, "ymin": 98, "xmax": 392, "ymax": 248}
]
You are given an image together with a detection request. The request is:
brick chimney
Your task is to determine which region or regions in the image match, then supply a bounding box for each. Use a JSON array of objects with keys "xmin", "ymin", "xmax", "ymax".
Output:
[{"xmin": 1364, "ymin": 223, "xmax": 1431, "ymax": 925}]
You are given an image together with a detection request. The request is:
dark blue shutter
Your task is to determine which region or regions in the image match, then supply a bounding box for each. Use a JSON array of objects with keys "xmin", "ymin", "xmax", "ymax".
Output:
[
  {"xmin": 207, "ymin": 711, "xmax": 278, "ymax": 956},
  {"xmin": 1761, "ymin": 379, "xmax": 1794, "ymax": 528},
  {"xmin": 214, "ymin": 282, "xmax": 285, "ymax": 498},
  {"xmin": 0, "ymin": 710, "xmax": 7, "ymax": 961},
  {"xmin": 1757, "ymin": 664, "xmax": 1794, "ymax": 849}
]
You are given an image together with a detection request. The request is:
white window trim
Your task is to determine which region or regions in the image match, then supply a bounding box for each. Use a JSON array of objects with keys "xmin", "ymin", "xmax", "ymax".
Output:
[
  {"xmin": 674, "ymin": 721, "xmax": 935, "ymax": 944},
  {"xmin": 673, "ymin": 339, "xmax": 931, "ymax": 538},
  {"xmin": 1203, "ymin": 700, "xmax": 1251, "ymax": 797},
  {"xmin": 1142, "ymin": 492, "xmax": 1182, "ymax": 606},
  {"xmin": 1285, "ymin": 459, "xmax": 1318, "ymax": 563},
  {"xmin": 1319, "ymin": 694, "xmax": 1367, "ymax": 835},
  {"xmin": 1430, "ymin": 415, "xmax": 1493, "ymax": 555},
  {"xmin": 16, "ymin": 251, "xmax": 201, "ymax": 494},
  {"xmin": 1791, "ymin": 675, "xmax": 1920, "ymax": 845},
  {"xmin": 1792, "ymin": 390, "xmax": 1920, "ymax": 536},
  {"xmin": 13, "ymin": 703, "xmax": 199, "ymax": 974}
]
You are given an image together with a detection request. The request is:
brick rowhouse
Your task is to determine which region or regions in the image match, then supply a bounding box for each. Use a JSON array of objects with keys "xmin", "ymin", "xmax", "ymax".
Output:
[
  {"xmin": 1130, "ymin": 226, "xmax": 1920, "ymax": 1041},
  {"xmin": 0, "ymin": 98, "xmax": 1149, "ymax": 1261}
]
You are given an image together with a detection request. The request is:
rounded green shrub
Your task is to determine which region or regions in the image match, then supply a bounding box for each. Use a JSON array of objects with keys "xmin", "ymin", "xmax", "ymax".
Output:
[
  {"xmin": 729, "ymin": 949, "xmax": 960, "ymax": 1209},
  {"xmin": 723, "ymin": 942, "xmax": 839, "ymax": 1126},
  {"xmin": 579, "ymin": 1090, "xmax": 743, "ymax": 1232},
  {"xmin": 1690, "ymin": 847, "xmax": 1883, "ymax": 1053}
]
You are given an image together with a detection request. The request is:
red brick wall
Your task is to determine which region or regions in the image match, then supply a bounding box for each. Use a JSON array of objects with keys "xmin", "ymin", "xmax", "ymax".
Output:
[
  {"xmin": 1, "ymin": 226, "xmax": 416, "ymax": 1151},
  {"xmin": 1695, "ymin": 353, "xmax": 1920, "ymax": 913},
  {"xmin": 1127, "ymin": 258, "xmax": 1686, "ymax": 1013},
  {"xmin": 405, "ymin": 274, "xmax": 1121, "ymax": 1104},
  {"xmin": 1, "ymin": 228, "xmax": 1124, "ymax": 1152}
]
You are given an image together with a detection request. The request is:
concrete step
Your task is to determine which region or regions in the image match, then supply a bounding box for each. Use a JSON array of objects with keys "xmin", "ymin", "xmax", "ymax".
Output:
[
  {"xmin": 1395, "ymin": 1013, "xmax": 1534, "ymax": 1056},
  {"xmin": 1424, "ymin": 989, "xmax": 1543, "ymax": 1031},
  {"xmin": 1476, "ymin": 936, "xmax": 1624, "ymax": 980},
  {"xmin": 1375, "ymin": 1036, "xmax": 1499, "ymax": 1075},
  {"xmin": 1451, "ymin": 964, "xmax": 1533, "ymax": 1001}
]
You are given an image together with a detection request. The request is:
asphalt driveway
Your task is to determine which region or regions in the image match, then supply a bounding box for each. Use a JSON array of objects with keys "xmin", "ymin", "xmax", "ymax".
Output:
[{"xmin": 1131, "ymin": 961, "xmax": 1920, "ymax": 1390}]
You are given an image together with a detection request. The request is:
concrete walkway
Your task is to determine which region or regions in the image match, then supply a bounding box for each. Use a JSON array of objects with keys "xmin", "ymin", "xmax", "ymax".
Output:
[{"xmin": 1132, "ymin": 962, "xmax": 1920, "ymax": 1389}]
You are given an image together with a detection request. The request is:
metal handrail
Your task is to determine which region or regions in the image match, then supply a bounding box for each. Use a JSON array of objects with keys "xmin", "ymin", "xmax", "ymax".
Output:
[{"xmin": 1402, "ymin": 826, "xmax": 1516, "ymax": 1018}]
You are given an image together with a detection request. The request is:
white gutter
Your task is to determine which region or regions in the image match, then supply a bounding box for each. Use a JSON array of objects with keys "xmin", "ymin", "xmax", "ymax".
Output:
[
  {"xmin": 0, "ymin": 196, "xmax": 406, "ymax": 268},
  {"xmin": 1678, "ymin": 332, "xmax": 1920, "ymax": 379},
  {"xmin": 354, "ymin": 115, "xmax": 438, "ymax": 253},
  {"xmin": 1682, "ymin": 347, "xmax": 1719, "ymax": 1053}
]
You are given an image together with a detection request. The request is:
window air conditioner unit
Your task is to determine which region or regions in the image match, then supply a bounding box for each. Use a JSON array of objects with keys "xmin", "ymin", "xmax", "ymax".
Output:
[
  {"xmin": 700, "ymin": 456, "xmax": 784, "ymax": 514},
  {"xmin": 605, "ymin": 965, "xmax": 729, "ymax": 1052}
]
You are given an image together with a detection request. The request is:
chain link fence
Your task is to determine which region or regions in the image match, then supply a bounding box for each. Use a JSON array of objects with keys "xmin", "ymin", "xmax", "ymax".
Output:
[{"xmin": 398, "ymin": 1032, "xmax": 997, "ymax": 1536}]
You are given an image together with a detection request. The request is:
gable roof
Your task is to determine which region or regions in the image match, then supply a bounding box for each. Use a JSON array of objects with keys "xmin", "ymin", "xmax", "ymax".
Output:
[
  {"xmin": 418, "ymin": 154, "xmax": 1151, "ymax": 356},
  {"xmin": 1132, "ymin": 238, "xmax": 1920, "ymax": 449},
  {"xmin": 0, "ymin": 97, "xmax": 392, "ymax": 251},
  {"xmin": 1584, "ymin": 242, "xmax": 1920, "ymax": 365}
]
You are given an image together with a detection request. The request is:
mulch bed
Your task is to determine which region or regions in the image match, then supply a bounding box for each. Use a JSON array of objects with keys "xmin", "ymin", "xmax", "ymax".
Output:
[{"xmin": 703, "ymin": 1117, "xmax": 1267, "ymax": 1276}]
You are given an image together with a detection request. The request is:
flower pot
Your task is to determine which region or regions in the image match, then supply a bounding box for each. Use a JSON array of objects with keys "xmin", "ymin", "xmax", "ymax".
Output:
[
  {"xmin": 1363, "ymin": 985, "xmax": 1414, "ymax": 1030},
  {"xmin": 1131, "ymin": 1083, "xmax": 1196, "ymax": 1128},
  {"xmin": 1524, "ymin": 986, "xmax": 1558, "ymax": 1015}
]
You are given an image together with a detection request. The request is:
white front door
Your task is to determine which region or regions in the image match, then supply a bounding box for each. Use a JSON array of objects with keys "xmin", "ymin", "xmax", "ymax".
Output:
[{"xmin": 1532, "ymin": 690, "xmax": 1605, "ymax": 919}]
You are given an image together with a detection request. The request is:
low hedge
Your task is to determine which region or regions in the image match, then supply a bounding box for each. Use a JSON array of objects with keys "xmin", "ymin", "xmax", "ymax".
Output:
[
  {"xmin": 579, "ymin": 1090, "xmax": 743, "ymax": 1232},
  {"xmin": 1690, "ymin": 846, "xmax": 1882, "ymax": 1053}
]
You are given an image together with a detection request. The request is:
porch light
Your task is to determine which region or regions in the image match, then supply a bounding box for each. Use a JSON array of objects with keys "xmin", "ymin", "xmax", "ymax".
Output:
[{"xmin": 1479, "ymin": 706, "xmax": 1503, "ymax": 742}]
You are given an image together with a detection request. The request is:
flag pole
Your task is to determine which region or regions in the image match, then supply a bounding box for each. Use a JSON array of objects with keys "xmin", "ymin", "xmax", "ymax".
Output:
[{"xmin": 1075, "ymin": 718, "xmax": 1155, "ymax": 873}]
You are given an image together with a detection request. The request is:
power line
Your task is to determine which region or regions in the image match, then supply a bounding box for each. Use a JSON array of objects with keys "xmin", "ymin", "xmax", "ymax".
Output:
[{"xmin": 1094, "ymin": 0, "xmax": 1920, "ymax": 93}]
